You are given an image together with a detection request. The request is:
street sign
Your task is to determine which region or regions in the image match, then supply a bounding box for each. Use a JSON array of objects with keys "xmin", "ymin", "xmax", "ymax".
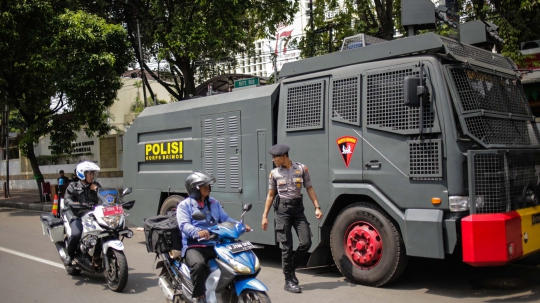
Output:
[{"xmin": 234, "ymin": 77, "xmax": 259, "ymax": 89}]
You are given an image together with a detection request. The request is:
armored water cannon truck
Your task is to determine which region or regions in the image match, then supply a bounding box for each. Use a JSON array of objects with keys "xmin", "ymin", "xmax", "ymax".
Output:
[{"xmin": 123, "ymin": 32, "xmax": 540, "ymax": 286}]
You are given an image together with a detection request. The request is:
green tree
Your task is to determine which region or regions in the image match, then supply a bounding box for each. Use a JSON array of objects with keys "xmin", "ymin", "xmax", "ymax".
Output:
[
  {"xmin": 82, "ymin": 0, "xmax": 299, "ymax": 100},
  {"xmin": 293, "ymin": 0, "xmax": 539, "ymax": 65},
  {"xmin": 460, "ymin": 0, "xmax": 540, "ymax": 65},
  {"xmin": 0, "ymin": 0, "xmax": 132, "ymax": 193},
  {"xmin": 294, "ymin": 0, "xmax": 399, "ymax": 58}
]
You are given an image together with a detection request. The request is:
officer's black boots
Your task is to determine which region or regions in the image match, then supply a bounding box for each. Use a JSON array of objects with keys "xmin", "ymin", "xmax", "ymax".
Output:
[
  {"xmin": 284, "ymin": 273, "xmax": 301, "ymax": 293},
  {"xmin": 291, "ymin": 270, "xmax": 299, "ymax": 285}
]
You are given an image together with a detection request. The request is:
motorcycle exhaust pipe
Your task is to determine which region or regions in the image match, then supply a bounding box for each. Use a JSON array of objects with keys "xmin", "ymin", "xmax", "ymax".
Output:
[
  {"xmin": 158, "ymin": 277, "xmax": 175, "ymax": 301},
  {"xmin": 55, "ymin": 242, "xmax": 67, "ymax": 262}
]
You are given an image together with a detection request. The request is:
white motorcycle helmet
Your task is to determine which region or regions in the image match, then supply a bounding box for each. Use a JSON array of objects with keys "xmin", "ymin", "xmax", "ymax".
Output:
[{"xmin": 76, "ymin": 161, "xmax": 101, "ymax": 181}]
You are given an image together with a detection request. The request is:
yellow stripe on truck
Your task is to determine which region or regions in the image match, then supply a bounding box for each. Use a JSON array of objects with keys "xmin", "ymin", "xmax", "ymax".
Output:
[{"xmin": 516, "ymin": 206, "xmax": 540, "ymax": 256}]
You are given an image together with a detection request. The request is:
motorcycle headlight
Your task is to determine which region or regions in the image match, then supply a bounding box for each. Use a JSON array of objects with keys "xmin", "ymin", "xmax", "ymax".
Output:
[
  {"xmin": 102, "ymin": 215, "xmax": 121, "ymax": 228},
  {"xmin": 254, "ymin": 256, "xmax": 261, "ymax": 272},
  {"xmin": 224, "ymin": 255, "xmax": 252, "ymax": 274}
]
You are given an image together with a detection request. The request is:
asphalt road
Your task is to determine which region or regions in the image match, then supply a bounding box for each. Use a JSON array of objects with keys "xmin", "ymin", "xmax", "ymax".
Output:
[{"xmin": 1, "ymin": 207, "xmax": 540, "ymax": 303}]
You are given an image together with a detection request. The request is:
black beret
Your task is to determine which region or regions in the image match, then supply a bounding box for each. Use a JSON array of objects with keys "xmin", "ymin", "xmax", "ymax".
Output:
[{"xmin": 268, "ymin": 144, "xmax": 290, "ymax": 156}]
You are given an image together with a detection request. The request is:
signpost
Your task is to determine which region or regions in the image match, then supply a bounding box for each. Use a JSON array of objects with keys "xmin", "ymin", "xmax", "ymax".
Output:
[{"xmin": 234, "ymin": 77, "xmax": 260, "ymax": 89}]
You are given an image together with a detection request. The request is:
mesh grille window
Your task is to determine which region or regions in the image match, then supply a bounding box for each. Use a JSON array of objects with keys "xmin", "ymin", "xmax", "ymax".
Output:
[
  {"xmin": 332, "ymin": 77, "xmax": 360, "ymax": 125},
  {"xmin": 286, "ymin": 81, "xmax": 324, "ymax": 131},
  {"xmin": 464, "ymin": 117, "xmax": 540, "ymax": 146},
  {"xmin": 446, "ymin": 65, "xmax": 539, "ymax": 147},
  {"xmin": 366, "ymin": 68, "xmax": 434, "ymax": 133},
  {"xmin": 472, "ymin": 153, "xmax": 506, "ymax": 214},
  {"xmin": 408, "ymin": 139, "xmax": 442, "ymax": 178},
  {"xmin": 441, "ymin": 37, "xmax": 516, "ymax": 70},
  {"xmin": 449, "ymin": 67, "xmax": 530, "ymax": 115},
  {"xmin": 471, "ymin": 151, "xmax": 538, "ymax": 214}
]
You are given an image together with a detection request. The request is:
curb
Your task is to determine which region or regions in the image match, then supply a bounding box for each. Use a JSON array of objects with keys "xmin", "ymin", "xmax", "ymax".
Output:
[{"xmin": 0, "ymin": 200, "xmax": 52, "ymax": 212}]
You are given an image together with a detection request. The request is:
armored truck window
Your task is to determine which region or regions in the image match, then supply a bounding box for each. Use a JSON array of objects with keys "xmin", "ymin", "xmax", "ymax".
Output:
[
  {"xmin": 364, "ymin": 64, "xmax": 439, "ymax": 135},
  {"xmin": 331, "ymin": 76, "xmax": 361, "ymax": 126},
  {"xmin": 444, "ymin": 64, "xmax": 540, "ymax": 148},
  {"xmin": 284, "ymin": 79, "xmax": 325, "ymax": 132}
]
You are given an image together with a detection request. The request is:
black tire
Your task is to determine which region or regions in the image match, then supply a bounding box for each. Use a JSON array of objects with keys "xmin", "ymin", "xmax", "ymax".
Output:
[
  {"xmin": 104, "ymin": 249, "xmax": 129, "ymax": 292},
  {"xmin": 330, "ymin": 202, "xmax": 408, "ymax": 287},
  {"xmin": 65, "ymin": 264, "xmax": 82, "ymax": 276},
  {"xmin": 238, "ymin": 290, "xmax": 271, "ymax": 303},
  {"xmin": 160, "ymin": 195, "xmax": 185, "ymax": 215}
]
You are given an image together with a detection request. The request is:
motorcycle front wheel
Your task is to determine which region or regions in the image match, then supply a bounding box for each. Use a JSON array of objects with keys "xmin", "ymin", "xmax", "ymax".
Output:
[
  {"xmin": 238, "ymin": 290, "xmax": 271, "ymax": 303},
  {"xmin": 104, "ymin": 249, "xmax": 128, "ymax": 292}
]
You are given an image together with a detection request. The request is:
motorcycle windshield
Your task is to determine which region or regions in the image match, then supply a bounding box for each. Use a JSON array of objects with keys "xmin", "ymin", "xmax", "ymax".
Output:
[{"xmin": 98, "ymin": 188, "xmax": 120, "ymax": 206}]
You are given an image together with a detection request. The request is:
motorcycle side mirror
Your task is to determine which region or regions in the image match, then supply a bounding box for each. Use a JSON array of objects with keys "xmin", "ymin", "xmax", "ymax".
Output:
[
  {"xmin": 192, "ymin": 211, "xmax": 206, "ymax": 221},
  {"xmin": 240, "ymin": 203, "xmax": 253, "ymax": 222},
  {"xmin": 121, "ymin": 187, "xmax": 132, "ymax": 197}
]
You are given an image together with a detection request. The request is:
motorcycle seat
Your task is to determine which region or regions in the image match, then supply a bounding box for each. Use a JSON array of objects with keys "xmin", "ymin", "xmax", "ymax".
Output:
[{"xmin": 40, "ymin": 213, "xmax": 64, "ymax": 228}]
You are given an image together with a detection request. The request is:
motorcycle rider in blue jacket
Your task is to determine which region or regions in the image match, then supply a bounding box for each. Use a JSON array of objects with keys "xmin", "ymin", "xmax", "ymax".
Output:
[{"xmin": 177, "ymin": 171, "xmax": 251, "ymax": 303}]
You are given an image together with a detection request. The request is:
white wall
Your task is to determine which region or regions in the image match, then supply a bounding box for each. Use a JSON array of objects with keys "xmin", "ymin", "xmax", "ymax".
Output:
[{"xmin": 0, "ymin": 161, "xmax": 123, "ymax": 190}]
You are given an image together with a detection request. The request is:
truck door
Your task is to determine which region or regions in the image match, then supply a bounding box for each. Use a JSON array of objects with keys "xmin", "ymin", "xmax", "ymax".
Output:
[
  {"xmin": 201, "ymin": 111, "xmax": 242, "ymax": 193},
  {"xmin": 329, "ymin": 75, "xmax": 363, "ymax": 181},
  {"xmin": 361, "ymin": 62, "xmax": 442, "ymax": 209},
  {"xmin": 277, "ymin": 76, "xmax": 330, "ymax": 249}
]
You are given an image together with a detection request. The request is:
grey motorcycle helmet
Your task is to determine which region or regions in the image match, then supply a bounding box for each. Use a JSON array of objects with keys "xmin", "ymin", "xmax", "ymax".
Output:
[{"xmin": 185, "ymin": 171, "xmax": 216, "ymax": 199}]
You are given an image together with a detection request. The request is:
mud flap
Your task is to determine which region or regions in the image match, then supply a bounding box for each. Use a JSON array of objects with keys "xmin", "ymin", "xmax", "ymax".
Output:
[{"xmin": 307, "ymin": 242, "xmax": 332, "ymax": 267}]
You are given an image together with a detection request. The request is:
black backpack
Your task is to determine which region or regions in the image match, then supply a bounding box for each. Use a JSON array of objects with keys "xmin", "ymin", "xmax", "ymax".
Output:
[{"xmin": 143, "ymin": 212, "xmax": 182, "ymax": 254}]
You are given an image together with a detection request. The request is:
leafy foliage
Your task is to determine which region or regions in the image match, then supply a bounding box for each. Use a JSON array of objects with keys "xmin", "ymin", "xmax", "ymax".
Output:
[
  {"xmin": 0, "ymin": 0, "xmax": 132, "ymax": 183},
  {"xmin": 460, "ymin": 0, "xmax": 540, "ymax": 65},
  {"xmin": 293, "ymin": 0, "xmax": 399, "ymax": 59},
  {"xmin": 293, "ymin": 0, "xmax": 539, "ymax": 65},
  {"xmin": 83, "ymin": 0, "xmax": 299, "ymax": 99}
]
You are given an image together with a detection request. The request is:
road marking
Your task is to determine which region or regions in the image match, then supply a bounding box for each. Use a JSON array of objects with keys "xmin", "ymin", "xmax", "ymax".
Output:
[{"xmin": 0, "ymin": 246, "xmax": 64, "ymax": 269}]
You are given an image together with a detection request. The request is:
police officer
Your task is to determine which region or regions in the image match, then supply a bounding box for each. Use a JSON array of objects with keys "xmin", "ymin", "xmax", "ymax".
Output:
[{"xmin": 261, "ymin": 144, "xmax": 323, "ymax": 293}]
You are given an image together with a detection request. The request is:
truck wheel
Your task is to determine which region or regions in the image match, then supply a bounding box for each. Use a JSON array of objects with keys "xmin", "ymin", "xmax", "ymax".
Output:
[
  {"xmin": 160, "ymin": 195, "xmax": 184, "ymax": 215},
  {"xmin": 330, "ymin": 202, "xmax": 408, "ymax": 287}
]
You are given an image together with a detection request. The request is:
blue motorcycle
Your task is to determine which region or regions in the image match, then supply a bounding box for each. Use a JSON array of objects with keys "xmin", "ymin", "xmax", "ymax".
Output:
[{"xmin": 156, "ymin": 203, "xmax": 270, "ymax": 303}]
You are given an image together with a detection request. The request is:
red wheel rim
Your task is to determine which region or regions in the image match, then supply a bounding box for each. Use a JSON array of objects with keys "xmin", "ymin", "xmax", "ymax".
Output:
[{"xmin": 343, "ymin": 221, "xmax": 383, "ymax": 269}]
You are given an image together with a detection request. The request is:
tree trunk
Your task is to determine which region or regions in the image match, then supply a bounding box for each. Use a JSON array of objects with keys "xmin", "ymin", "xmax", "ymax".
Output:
[
  {"xmin": 25, "ymin": 143, "xmax": 44, "ymax": 201},
  {"xmin": 179, "ymin": 58, "xmax": 196, "ymax": 99}
]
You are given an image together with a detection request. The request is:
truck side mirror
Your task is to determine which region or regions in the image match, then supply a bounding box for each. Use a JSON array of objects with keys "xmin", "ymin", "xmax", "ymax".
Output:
[{"xmin": 404, "ymin": 76, "xmax": 427, "ymax": 107}]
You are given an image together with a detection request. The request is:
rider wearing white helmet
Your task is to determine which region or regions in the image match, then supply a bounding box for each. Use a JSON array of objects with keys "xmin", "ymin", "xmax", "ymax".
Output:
[{"xmin": 63, "ymin": 161, "xmax": 102, "ymax": 266}]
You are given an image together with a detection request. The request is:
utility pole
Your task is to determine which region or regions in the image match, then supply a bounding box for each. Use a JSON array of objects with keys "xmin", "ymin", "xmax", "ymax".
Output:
[
  {"xmin": 271, "ymin": 53, "xmax": 278, "ymax": 83},
  {"xmin": 309, "ymin": 0, "xmax": 314, "ymax": 31},
  {"xmin": 309, "ymin": 0, "xmax": 314, "ymax": 57},
  {"xmin": 4, "ymin": 104, "xmax": 10, "ymax": 197},
  {"xmin": 328, "ymin": 23, "xmax": 333, "ymax": 53},
  {"xmin": 137, "ymin": 19, "xmax": 148, "ymax": 108}
]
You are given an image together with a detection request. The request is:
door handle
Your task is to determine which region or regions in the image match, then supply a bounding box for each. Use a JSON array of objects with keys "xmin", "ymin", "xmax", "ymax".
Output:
[{"xmin": 366, "ymin": 160, "xmax": 381, "ymax": 169}]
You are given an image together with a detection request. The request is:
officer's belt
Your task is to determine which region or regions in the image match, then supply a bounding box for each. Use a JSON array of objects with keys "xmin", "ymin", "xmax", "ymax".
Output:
[{"xmin": 280, "ymin": 197, "xmax": 302, "ymax": 205}]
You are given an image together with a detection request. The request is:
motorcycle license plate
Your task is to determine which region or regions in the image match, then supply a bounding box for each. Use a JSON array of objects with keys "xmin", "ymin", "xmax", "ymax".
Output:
[
  {"xmin": 226, "ymin": 241, "xmax": 254, "ymax": 253},
  {"xmin": 103, "ymin": 205, "xmax": 123, "ymax": 216}
]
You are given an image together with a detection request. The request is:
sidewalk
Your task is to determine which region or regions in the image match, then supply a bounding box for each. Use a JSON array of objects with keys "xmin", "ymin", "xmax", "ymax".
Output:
[{"xmin": 0, "ymin": 189, "xmax": 53, "ymax": 212}]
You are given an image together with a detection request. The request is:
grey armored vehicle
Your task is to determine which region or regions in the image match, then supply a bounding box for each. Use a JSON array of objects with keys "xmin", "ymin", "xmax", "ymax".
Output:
[{"xmin": 123, "ymin": 32, "xmax": 540, "ymax": 286}]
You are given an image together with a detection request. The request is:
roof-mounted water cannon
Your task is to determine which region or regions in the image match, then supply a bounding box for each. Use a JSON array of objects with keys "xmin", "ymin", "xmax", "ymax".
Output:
[
  {"xmin": 434, "ymin": 5, "xmax": 459, "ymax": 29},
  {"xmin": 459, "ymin": 20, "xmax": 504, "ymax": 49},
  {"xmin": 401, "ymin": 0, "xmax": 437, "ymax": 36}
]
